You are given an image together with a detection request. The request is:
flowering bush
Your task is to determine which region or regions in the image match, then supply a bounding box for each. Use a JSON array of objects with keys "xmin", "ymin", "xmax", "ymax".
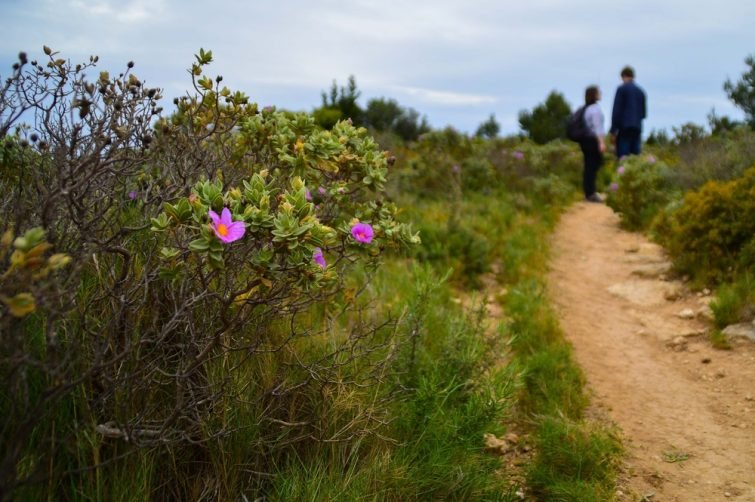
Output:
[
  {"xmin": 0, "ymin": 48, "xmax": 418, "ymax": 497},
  {"xmin": 605, "ymin": 155, "xmax": 676, "ymax": 230},
  {"xmin": 652, "ymin": 166, "xmax": 755, "ymax": 283}
]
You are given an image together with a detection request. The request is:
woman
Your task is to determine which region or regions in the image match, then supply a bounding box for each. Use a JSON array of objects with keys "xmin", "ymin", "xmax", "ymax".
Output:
[{"xmin": 580, "ymin": 85, "xmax": 606, "ymax": 202}]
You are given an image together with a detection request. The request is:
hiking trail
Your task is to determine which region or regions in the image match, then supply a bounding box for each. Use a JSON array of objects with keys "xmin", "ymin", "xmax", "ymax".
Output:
[{"xmin": 547, "ymin": 201, "xmax": 755, "ymax": 501}]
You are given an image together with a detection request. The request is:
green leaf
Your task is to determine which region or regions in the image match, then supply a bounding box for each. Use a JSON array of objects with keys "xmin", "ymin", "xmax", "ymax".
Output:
[
  {"xmin": 188, "ymin": 239, "xmax": 210, "ymax": 252},
  {"xmin": 160, "ymin": 247, "xmax": 180, "ymax": 259}
]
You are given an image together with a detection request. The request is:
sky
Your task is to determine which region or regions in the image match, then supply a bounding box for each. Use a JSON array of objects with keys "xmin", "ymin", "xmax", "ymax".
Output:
[{"xmin": 1, "ymin": 0, "xmax": 753, "ymax": 136}]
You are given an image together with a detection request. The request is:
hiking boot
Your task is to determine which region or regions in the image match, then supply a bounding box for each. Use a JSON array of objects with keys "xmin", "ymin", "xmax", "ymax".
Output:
[{"xmin": 585, "ymin": 193, "xmax": 603, "ymax": 203}]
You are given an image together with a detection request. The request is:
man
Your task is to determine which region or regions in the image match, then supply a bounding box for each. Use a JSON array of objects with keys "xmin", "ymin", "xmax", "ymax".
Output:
[{"xmin": 610, "ymin": 66, "xmax": 647, "ymax": 158}]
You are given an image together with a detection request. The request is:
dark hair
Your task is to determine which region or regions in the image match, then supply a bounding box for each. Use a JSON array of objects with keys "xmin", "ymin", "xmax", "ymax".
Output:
[
  {"xmin": 621, "ymin": 66, "xmax": 635, "ymax": 78},
  {"xmin": 585, "ymin": 85, "xmax": 600, "ymax": 106}
]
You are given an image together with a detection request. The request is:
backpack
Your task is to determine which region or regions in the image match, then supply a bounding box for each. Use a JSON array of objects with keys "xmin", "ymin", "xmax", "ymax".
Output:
[{"xmin": 566, "ymin": 106, "xmax": 591, "ymax": 142}]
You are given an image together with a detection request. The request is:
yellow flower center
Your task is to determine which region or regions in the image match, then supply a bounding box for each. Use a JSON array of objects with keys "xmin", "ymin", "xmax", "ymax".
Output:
[{"xmin": 216, "ymin": 223, "xmax": 229, "ymax": 236}]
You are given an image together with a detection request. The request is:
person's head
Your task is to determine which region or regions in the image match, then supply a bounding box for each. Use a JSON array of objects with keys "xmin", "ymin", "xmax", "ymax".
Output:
[
  {"xmin": 585, "ymin": 85, "xmax": 601, "ymax": 106},
  {"xmin": 621, "ymin": 66, "xmax": 635, "ymax": 82}
]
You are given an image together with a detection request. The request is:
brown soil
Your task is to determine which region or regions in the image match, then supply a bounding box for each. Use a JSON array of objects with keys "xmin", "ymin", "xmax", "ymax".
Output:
[{"xmin": 547, "ymin": 202, "xmax": 755, "ymax": 502}]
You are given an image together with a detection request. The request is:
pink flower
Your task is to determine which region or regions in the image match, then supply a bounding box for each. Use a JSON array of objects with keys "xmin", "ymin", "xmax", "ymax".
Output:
[
  {"xmin": 313, "ymin": 247, "xmax": 326, "ymax": 269},
  {"xmin": 617, "ymin": 166, "xmax": 625, "ymax": 175},
  {"xmin": 646, "ymin": 154, "xmax": 657, "ymax": 163},
  {"xmin": 318, "ymin": 186, "xmax": 327, "ymax": 195},
  {"xmin": 350, "ymin": 222, "xmax": 374, "ymax": 244},
  {"xmin": 305, "ymin": 189, "xmax": 312, "ymax": 201},
  {"xmin": 209, "ymin": 207, "xmax": 246, "ymax": 243},
  {"xmin": 609, "ymin": 182, "xmax": 619, "ymax": 192},
  {"xmin": 512, "ymin": 151, "xmax": 524, "ymax": 160},
  {"xmin": 128, "ymin": 190, "xmax": 137, "ymax": 200},
  {"xmin": 452, "ymin": 165, "xmax": 461, "ymax": 173}
]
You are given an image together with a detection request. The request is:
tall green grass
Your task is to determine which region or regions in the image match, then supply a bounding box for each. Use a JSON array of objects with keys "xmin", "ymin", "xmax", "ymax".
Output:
[{"xmin": 499, "ymin": 209, "xmax": 622, "ymax": 501}]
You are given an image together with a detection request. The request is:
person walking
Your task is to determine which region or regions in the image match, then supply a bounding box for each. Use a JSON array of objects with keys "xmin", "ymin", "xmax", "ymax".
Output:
[
  {"xmin": 610, "ymin": 66, "xmax": 647, "ymax": 158},
  {"xmin": 580, "ymin": 85, "xmax": 606, "ymax": 202}
]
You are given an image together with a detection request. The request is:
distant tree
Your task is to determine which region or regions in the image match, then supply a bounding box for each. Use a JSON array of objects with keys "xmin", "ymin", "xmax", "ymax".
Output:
[
  {"xmin": 723, "ymin": 54, "xmax": 755, "ymax": 127},
  {"xmin": 645, "ymin": 128, "xmax": 670, "ymax": 146},
  {"xmin": 518, "ymin": 91, "xmax": 571, "ymax": 144},
  {"xmin": 314, "ymin": 75, "xmax": 364, "ymax": 128},
  {"xmin": 707, "ymin": 108, "xmax": 741, "ymax": 135},
  {"xmin": 475, "ymin": 114, "xmax": 500, "ymax": 139},
  {"xmin": 312, "ymin": 107, "xmax": 343, "ymax": 130},
  {"xmin": 672, "ymin": 122, "xmax": 707, "ymax": 144},
  {"xmin": 364, "ymin": 98, "xmax": 403, "ymax": 131},
  {"xmin": 364, "ymin": 97, "xmax": 430, "ymax": 141},
  {"xmin": 393, "ymin": 108, "xmax": 430, "ymax": 142}
]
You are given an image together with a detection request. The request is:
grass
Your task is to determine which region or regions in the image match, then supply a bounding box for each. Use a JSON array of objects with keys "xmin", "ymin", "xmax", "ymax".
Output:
[
  {"xmin": 710, "ymin": 272, "xmax": 755, "ymax": 329},
  {"xmin": 499, "ymin": 207, "xmax": 623, "ymax": 500}
]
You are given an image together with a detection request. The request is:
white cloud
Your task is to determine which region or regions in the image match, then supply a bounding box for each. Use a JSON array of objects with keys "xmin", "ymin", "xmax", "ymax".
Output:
[
  {"xmin": 2, "ymin": 0, "xmax": 752, "ymax": 134},
  {"xmin": 69, "ymin": 0, "xmax": 164, "ymax": 23},
  {"xmin": 390, "ymin": 85, "xmax": 497, "ymax": 106}
]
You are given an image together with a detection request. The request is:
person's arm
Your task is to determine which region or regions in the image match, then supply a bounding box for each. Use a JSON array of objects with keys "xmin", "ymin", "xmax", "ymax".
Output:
[
  {"xmin": 610, "ymin": 87, "xmax": 624, "ymax": 135},
  {"xmin": 596, "ymin": 107, "xmax": 606, "ymax": 152},
  {"xmin": 642, "ymin": 89, "xmax": 647, "ymax": 120}
]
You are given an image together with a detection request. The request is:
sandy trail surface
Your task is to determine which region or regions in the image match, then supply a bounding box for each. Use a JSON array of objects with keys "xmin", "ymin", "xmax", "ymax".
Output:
[{"xmin": 547, "ymin": 202, "xmax": 755, "ymax": 501}]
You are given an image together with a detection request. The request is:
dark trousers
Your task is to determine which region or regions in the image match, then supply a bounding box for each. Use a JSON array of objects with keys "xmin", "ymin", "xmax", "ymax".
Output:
[
  {"xmin": 580, "ymin": 137, "xmax": 603, "ymax": 197},
  {"xmin": 616, "ymin": 127, "xmax": 641, "ymax": 158}
]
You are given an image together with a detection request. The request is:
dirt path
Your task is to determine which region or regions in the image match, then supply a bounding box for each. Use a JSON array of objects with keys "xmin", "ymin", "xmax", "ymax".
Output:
[{"xmin": 547, "ymin": 202, "xmax": 755, "ymax": 502}]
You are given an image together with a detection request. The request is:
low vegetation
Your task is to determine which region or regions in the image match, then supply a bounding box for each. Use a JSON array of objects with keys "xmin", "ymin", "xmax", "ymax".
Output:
[{"xmin": 1, "ymin": 46, "xmax": 752, "ymax": 500}]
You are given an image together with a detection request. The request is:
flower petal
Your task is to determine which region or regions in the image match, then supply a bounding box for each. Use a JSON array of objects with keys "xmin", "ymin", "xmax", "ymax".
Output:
[
  {"xmin": 220, "ymin": 207, "xmax": 233, "ymax": 225},
  {"xmin": 208, "ymin": 210, "xmax": 221, "ymax": 225},
  {"xmin": 223, "ymin": 222, "xmax": 246, "ymax": 242}
]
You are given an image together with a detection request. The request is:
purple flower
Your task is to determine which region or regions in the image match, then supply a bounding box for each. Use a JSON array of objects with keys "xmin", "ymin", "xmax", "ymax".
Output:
[
  {"xmin": 609, "ymin": 182, "xmax": 619, "ymax": 192},
  {"xmin": 209, "ymin": 207, "xmax": 246, "ymax": 243},
  {"xmin": 617, "ymin": 166, "xmax": 625, "ymax": 175},
  {"xmin": 128, "ymin": 190, "xmax": 137, "ymax": 200},
  {"xmin": 512, "ymin": 151, "xmax": 524, "ymax": 160},
  {"xmin": 305, "ymin": 189, "xmax": 312, "ymax": 201},
  {"xmin": 318, "ymin": 186, "xmax": 327, "ymax": 195},
  {"xmin": 350, "ymin": 222, "xmax": 374, "ymax": 244},
  {"xmin": 313, "ymin": 247, "xmax": 326, "ymax": 269},
  {"xmin": 452, "ymin": 165, "xmax": 461, "ymax": 173}
]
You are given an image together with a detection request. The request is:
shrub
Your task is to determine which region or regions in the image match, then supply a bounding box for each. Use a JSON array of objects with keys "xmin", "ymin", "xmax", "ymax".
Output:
[
  {"xmin": 653, "ymin": 166, "xmax": 755, "ymax": 283},
  {"xmin": 0, "ymin": 48, "xmax": 418, "ymax": 498},
  {"xmin": 606, "ymin": 154, "xmax": 676, "ymax": 230}
]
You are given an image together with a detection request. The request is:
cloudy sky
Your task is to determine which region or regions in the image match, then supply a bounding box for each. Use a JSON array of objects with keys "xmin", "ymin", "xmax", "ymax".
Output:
[{"xmin": 2, "ymin": 0, "xmax": 753, "ymax": 135}]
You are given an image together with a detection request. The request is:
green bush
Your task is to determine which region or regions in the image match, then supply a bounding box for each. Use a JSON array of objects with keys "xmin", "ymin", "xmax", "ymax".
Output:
[
  {"xmin": 0, "ymin": 49, "xmax": 419, "ymax": 498},
  {"xmin": 710, "ymin": 272, "xmax": 755, "ymax": 327},
  {"xmin": 653, "ymin": 166, "xmax": 755, "ymax": 283},
  {"xmin": 606, "ymin": 154, "xmax": 676, "ymax": 230}
]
